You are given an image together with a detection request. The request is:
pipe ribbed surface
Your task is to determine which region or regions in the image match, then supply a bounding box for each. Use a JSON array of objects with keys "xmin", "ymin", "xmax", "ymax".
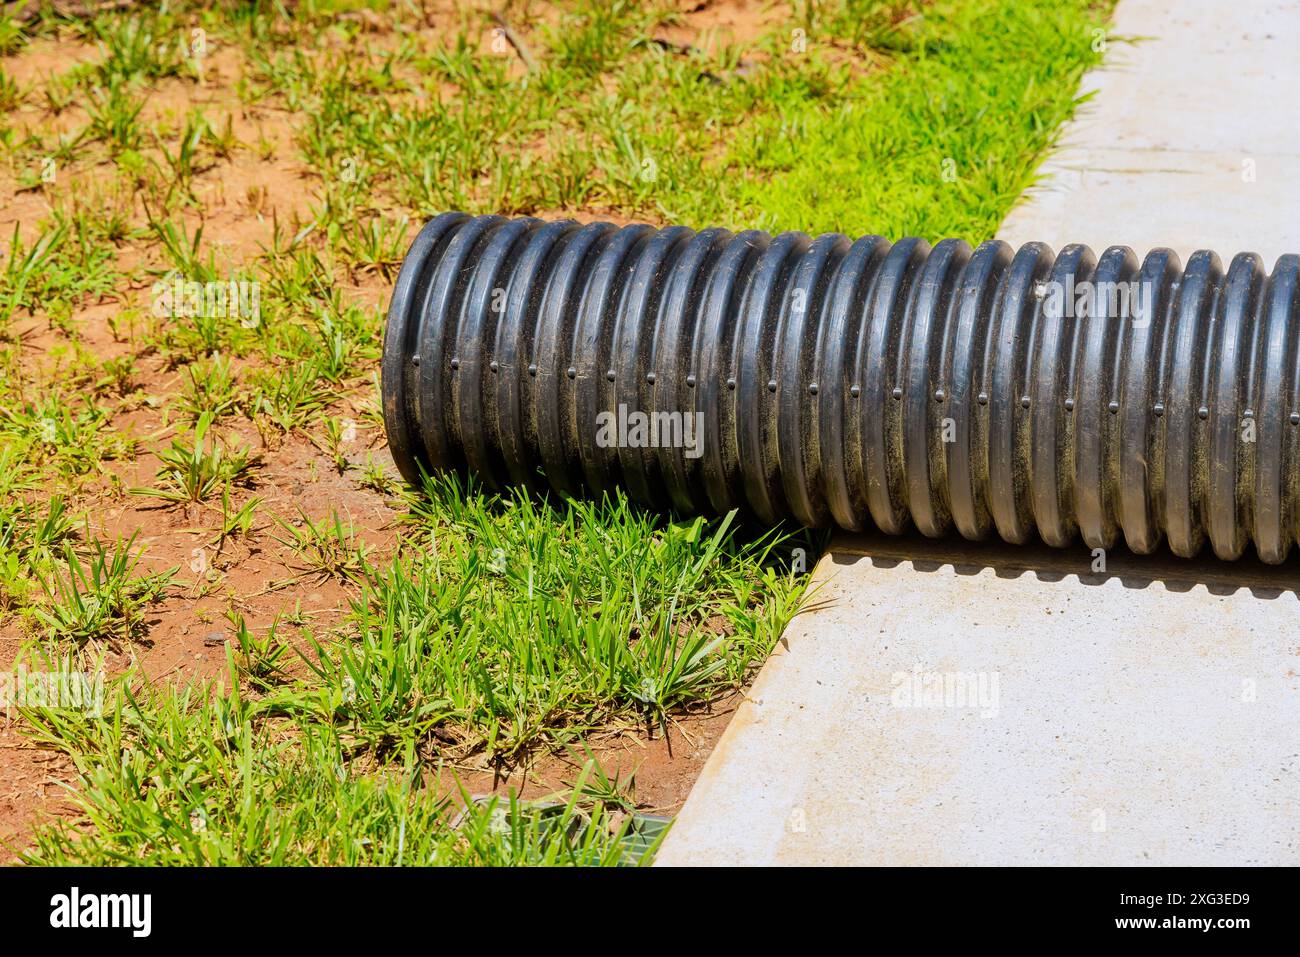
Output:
[{"xmin": 382, "ymin": 212, "xmax": 1300, "ymax": 563}]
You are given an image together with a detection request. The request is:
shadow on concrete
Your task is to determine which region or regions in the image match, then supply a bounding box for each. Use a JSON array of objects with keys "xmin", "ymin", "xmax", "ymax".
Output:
[{"xmin": 828, "ymin": 530, "xmax": 1300, "ymax": 600}]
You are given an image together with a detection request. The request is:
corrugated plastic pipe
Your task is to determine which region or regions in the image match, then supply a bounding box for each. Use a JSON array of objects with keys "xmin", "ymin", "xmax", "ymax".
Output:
[{"xmin": 382, "ymin": 212, "xmax": 1300, "ymax": 564}]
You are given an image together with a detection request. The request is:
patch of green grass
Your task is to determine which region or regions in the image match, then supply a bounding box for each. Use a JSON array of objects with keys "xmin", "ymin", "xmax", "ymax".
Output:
[
  {"xmin": 272, "ymin": 474, "xmax": 809, "ymax": 758},
  {"xmin": 29, "ymin": 536, "xmax": 175, "ymax": 646},
  {"xmin": 148, "ymin": 215, "xmax": 217, "ymax": 284},
  {"xmin": 247, "ymin": 0, "xmax": 1108, "ymax": 245},
  {"xmin": 0, "ymin": 11, "xmax": 28, "ymax": 57},
  {"xmin": 0, "ymin": 215, "xmax": 121, "ymax": 333},
  {"xmin": 18, "ymin": 668, "xmax": 655, "ymax": 865},
  {"xmin": 211, "ymin": 489, "xmax": 261, "ymax": 552},
  {"xmin": 177, "ymin": 351, "xmax": 240, "ymax": 421},
  {"xmin": 308, "ymin": 414, "xmax": 353, "ymax": 474},
  {"xmin": 17, "ymin": 477, "xmax": 807, "ymax": 864},
  {"xmin": 0, "ymin": 66, "xmax": 21, "ymax": 111},
  {"xmin": 227, "ymin": 610, "xmax": 290, "ymax": 689},
  {"xmin": 41, "ymin": 69, "xmax": 78, "ymax": 115},
  {"xmin": 334, "ymin": 214, "xmax": 408, "ymax": 280},
  {"xmin": 0, "ymin": 386, "xmax": 134, "ymax": 483},
  {"xmin": 91, "ymin": 13, "xmax": 194, "ymax": 86},
  {"xmin": 155, "ymin": 110, "xmax": 216, "ymax": 204},
  {"xmin": 85, "ymin": 79, "xmax": 147, "ymax": 155},
  {"xmin": 0, "ymin": 224, "xmax": 62, "ymax": 329},
  {"xmin": 728, "ymin": 0, "xmax": 1111, "ymax": 238},
  {"xmin": 272, "ymin": 507, "xmax": 372, "ymax": 585},
  {"xmin": 16, "ymin": 474, "xmax": 800, "ymax": 863},
  {"xmin": 0, "ymin": 496, "xmax": 75, "ymax": 616},
  {"xmin": 246, "ymin": 361, "xmax": 334, "ymax": 433},
  {"xmin": 131, "ymin": 411, "xmax": 260, "ymax": 505}
]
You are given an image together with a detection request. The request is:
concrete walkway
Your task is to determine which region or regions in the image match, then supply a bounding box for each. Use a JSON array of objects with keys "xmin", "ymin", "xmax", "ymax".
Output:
[
  {"xmin": 657, "ymin": 0, "xmax": 1300, "ymax": 866},
  {"xmin": 1000, "ymin": 0, "xmax": 1300, "ymax": 261}
]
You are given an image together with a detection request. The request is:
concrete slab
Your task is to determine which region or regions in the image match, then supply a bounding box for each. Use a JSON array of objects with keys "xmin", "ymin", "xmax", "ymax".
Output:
[
  {"xmin": 657, "ymin": 0, "xmax": 1300, "ymax": 866},
  {"xmin": 998, "ymin": 0, "xmax": 1300, "ymax": 264},
  {"xmin": 656, "ymin": 535, "xmax": 1300, "ymax": 865}
]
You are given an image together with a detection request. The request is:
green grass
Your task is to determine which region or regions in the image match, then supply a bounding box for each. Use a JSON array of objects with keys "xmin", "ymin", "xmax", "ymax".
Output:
[
  {"xmin": 334, "ymin": 476, "xmax": 806, "ymax": 754},
  {"xmin": 0, "ymin": 218, "xmax": 120, "ymax": 332},
  {"xmin": 30, "ymin": 536, "xmax": 175, "ymax": 647},
  {"xmin": 18, "ymin": 668, "xmax": 660, "ymax": 865},
  {"xmin": 130, "ymin": 411, "xmax": 260, "ymax": 506},
  {"xmin": 14, "ymin": 478, "xmax": 808, "ymax": 865},
  {"xmin": 0, "ymin": 0, "xmax": 1114, "ymax": 865},
  {"xmin": 729, "ymin": 0, "xmax": 1111, "ymax": 237},
  {"xmin": 0, "ymin": 383, "xmax": 135, "ymax": 484},
  {"xmin": 234, "ymin": 0, "xmax": 1108, "ymax": 241}
]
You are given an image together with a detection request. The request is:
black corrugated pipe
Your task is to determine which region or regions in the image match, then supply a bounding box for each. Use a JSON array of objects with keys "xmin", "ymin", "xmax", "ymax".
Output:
[{"xmin": 382, "ymin": 212, "xmax": 1300, "ymax": 564}]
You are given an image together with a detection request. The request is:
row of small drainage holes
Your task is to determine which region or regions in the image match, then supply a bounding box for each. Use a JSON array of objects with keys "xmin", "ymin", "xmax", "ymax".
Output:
[{"xmin": 415, "ymin": 355, "xmax": 1297, "ymax": 424}]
